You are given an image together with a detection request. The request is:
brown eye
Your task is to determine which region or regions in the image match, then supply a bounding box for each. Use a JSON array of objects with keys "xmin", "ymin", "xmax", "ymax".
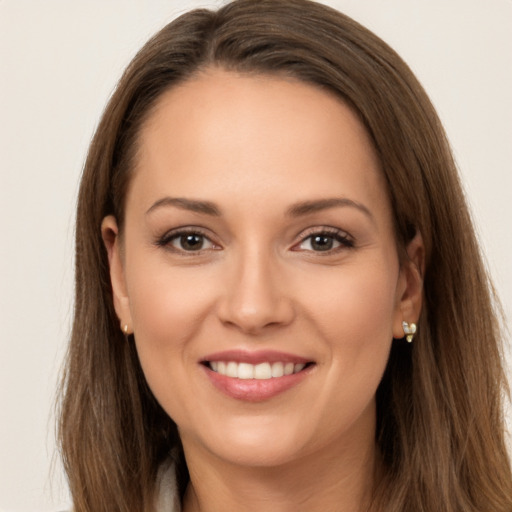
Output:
[
  {"xmin": 175, "ymin": 233, "xmax": 207, "ymax": 251},
  {"xmin": 309, "ymin": 235, "xmax": 335, "ymax": 251},
  {"xmin": 160, "ymin": 231, "xmax": 216, "ymax": 252},
  {"xmin": 297, "ymin": 230, "xmax": 353, "ymax": 252}
]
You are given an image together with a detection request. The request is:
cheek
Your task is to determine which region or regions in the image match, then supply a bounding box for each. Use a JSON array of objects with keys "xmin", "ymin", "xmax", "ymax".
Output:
[
  {"xmin": 124, "ymin": 257, "xmax": 218, "ymax": 393},
  {"xmin": 300, "ymin": 262, "xmax": 397, "ymax": 430},
  {"xmin": 301, "ymin": 260, "xmax": 399, "ymax": 348},
  {"xmin": 127, "ymin": 247, "xmax": 217, "ymax": 330},
  {"xmin": 302, "ymin": 259, "xmax": 397, "ymax": 403}
]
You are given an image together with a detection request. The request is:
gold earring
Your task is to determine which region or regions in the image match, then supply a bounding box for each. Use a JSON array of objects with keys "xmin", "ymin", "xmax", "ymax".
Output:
[
  {"xmin": 121, "ymin": 322, "xmax": 130, "ymax": 335},
  {"xmin": 402, "ymin": 321, "xmax": 417, "ymax": 343}
]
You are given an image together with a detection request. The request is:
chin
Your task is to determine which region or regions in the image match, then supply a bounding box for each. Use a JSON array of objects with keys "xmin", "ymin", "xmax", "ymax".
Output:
[
  {"xmin": 180, "ymin": 413, "xmax": 315, "ymax": 469},
  {"xmin": 209, "ymin": 436, "xmax": 307, "ymax": 469}
]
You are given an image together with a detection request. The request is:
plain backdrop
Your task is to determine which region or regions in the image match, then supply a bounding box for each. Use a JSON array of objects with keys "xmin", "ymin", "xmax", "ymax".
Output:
[{"xmin": 1, "ymin": 1, "xmax": 511, "ymax": 510}]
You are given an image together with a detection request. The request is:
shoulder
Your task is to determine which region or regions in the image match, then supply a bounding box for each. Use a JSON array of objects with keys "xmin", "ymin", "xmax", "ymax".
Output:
[{"xmin": 58, "ymin": 459, "xmax": 180, "ymax": 512}]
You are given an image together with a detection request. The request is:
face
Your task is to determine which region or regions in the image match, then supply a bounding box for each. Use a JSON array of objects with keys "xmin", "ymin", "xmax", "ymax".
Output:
[{"xmin": 103, "ymin": 69, "xmax": 422, "ymax": 469}]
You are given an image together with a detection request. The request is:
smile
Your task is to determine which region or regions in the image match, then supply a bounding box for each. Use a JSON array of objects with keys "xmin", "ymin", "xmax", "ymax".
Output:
[
  {"xmin": 201, "ymin": 351, "xmax": 315, "ymax": 401},
  {"xmin": 208, "ymin": 361, "xmax": 307, "ymax": 379}
]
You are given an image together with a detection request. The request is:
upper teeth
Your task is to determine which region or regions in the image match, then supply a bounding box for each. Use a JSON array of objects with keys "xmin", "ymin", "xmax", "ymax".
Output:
[{"xmin": 209, "ymin": 361, "xmax": 306, "ymax": 379}]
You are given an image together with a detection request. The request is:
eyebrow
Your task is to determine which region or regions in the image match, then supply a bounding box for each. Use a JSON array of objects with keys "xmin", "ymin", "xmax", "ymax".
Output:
[
  {"xmin": 286, "ymin": 197, "xmax": 374, "ymax": 221},
  {"xmin": 146, "ymin": 197, "xmax": 221, "ymax": 216},
  {"xmin": 145, "ymin": 196, "xmax": 373, "ymax": 221}
]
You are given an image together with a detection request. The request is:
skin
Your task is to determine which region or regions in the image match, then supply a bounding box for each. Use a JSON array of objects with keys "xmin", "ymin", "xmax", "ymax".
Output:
[{"xmin": 102, "ymin": 69, "xmax": 423, "ymax": 512}]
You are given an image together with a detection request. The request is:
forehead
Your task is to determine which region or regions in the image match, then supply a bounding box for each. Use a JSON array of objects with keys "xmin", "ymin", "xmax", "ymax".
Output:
[
  {"xmin": 140, "ymin": 69, "xmax": 377, "ymax": 165},
  {"xmin": 129, "ymin": 68, "xmax": 390, "ymax": 220}
]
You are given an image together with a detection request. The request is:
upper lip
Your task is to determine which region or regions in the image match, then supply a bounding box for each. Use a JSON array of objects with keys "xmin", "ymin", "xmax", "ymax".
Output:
[{"xmin": 201, "ymin": 349, "xmax": 312, "ymax": 365}]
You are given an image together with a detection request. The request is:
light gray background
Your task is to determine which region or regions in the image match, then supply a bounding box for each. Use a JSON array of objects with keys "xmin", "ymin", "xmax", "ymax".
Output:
[{"xmin": 1, "ymin": 1, "xmax": 511, "ymax": 510}]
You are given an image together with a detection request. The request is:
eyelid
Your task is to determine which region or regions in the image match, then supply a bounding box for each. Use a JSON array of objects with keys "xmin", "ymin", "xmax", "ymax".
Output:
[
  {"xmin": 155, "ymin": 226, "xmax": 221, "ymax": 253},
  {"xmin": 155, "ymin": 225, "xmax": 353, "ymax": 254},
  {"xmin": 292, "ymin": 226, "xmax": 354, "ymax": 252}
]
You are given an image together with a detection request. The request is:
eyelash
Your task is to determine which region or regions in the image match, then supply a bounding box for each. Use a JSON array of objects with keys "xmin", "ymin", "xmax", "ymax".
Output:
[
  {"xmin": 155, "ymin": 228, "xmax": 219, "ymax": 254},
  {"xmin": 294, "ymin": 227, "xmax": 354, "ymax": 253},
  {"xmin": 155, "ymin": 226, "xmax": 354, "ymax": 254}
]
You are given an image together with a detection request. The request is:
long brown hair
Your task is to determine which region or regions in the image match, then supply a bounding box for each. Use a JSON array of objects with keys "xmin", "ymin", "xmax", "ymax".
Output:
[{"xmin": 58, "ymin": 1, "xmax": 512, "ymax": 510}]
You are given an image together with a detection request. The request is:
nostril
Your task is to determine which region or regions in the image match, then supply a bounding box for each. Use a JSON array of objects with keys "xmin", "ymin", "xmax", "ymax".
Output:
[{"xmin": 217, "ymin": 297, "xmax": 295, "ymax": 334}]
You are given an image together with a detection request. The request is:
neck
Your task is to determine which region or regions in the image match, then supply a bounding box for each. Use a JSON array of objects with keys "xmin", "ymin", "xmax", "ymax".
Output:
[{"xmin": 181, "ymin": 422, "xmax": 380, "ymax": 512}]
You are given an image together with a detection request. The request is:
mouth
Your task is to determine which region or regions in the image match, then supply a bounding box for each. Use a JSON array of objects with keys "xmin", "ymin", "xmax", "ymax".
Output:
[
  {"xmin": 203, "ymin": 360, "xmax": 312, "ymax": 379},
  {"xmin": 200, "ymin": 350, "xmax": 315, "ymax": 401}
]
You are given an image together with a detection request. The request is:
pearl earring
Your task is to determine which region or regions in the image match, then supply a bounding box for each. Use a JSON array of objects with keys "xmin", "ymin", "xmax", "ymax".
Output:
[{"xmin": 402, "ymin": 321, "xmax": 417, "ymax": 343}]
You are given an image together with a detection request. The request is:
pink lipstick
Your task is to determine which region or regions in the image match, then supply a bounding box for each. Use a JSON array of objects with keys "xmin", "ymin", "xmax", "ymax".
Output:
[{"xmin": 201, "ymin": 350, "xmax": 314, "ymax": 402}]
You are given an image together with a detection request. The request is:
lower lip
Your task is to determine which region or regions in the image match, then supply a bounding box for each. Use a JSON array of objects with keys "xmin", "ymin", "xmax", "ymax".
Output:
[{"xmin": 202, "ymin": 365, "xmax": 312, "ymax": 402}]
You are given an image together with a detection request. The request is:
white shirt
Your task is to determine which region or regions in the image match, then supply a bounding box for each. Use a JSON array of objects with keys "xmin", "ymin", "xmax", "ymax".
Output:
[{"xmin": 155, "ymin": 458, "xmax": 181, "ymax": 512}]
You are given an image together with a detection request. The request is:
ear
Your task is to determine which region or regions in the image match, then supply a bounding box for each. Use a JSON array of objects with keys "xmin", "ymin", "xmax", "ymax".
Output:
[
  {"xmin": 101, "ymin": 215, "xmax": 133, "ymax": 334},
  {"xmin": 392, "ymin": 231, "xmax": 425, "ymax": 339}
]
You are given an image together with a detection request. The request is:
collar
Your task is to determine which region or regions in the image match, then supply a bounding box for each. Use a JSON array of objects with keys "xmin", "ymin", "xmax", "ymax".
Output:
[{"xmin": 154, "ymin": 458, "xmax": 181, "ymax": 512}]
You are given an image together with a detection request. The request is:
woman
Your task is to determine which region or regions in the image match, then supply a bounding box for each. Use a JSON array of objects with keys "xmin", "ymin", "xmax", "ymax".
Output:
[{"xmin": 58, "ymin": 0, "xmax": 512, "ymax": 510}]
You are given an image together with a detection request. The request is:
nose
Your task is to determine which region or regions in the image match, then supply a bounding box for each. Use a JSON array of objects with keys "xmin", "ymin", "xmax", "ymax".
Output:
[{"xmin": 217, "ymin": 246, "xmax": 295, "ymax": 334}]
